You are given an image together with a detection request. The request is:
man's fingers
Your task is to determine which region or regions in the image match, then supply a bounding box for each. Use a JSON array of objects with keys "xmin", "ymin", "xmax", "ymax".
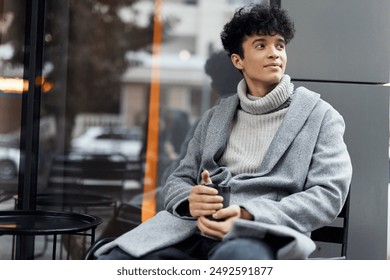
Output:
[
  {"xmin": 190, "ymin": 201, "xmax": 223, "ymax": 210},
  {"xmin": 197, "ymin": 217, "xmax": 226, "ymax": 239},
  {"xmin": 192, "ymin": 185, "xmax": 219, "ymax": 196},
  {"xmin": 212, "ymin": 205, "xmax": 240, "ymax": 220},
  {"xmin": 189, "ymin": 194, "xmax": 223, "ymax": 205},
  {"xmin": 201, "ymin": 170, "xmax": 212, "ymax": 185},
  {"xmin": 191, "ymin": 209, "xmax": 217, "ymax": 217}
]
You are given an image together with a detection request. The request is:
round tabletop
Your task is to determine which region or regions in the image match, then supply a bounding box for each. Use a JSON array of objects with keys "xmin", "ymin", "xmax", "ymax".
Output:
[{"xmin": 0, "ymin": 210, "xmax": 102, "ymax": 235}]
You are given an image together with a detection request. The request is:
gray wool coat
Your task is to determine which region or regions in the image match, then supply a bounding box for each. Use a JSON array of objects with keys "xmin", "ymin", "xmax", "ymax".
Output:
[{"xmin": 96, "ymin": 86, "xmax": 353, "ymax": 259}]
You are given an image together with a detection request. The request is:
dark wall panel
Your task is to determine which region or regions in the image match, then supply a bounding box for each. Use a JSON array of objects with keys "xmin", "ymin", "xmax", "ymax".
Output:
[
  {"xmin": 284, "ymin": 0, "xmax": 390, "ymax": 84},
  {"xmin": 294, "ymin": 81, "xmax": 389, "ymax": 259}
]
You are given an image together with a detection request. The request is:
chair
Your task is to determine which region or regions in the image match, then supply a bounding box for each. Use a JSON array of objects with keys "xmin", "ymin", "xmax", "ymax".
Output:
[
  {"xmin": 36, "ymin": 154, "xmax": 131, "ymax": 259},
  {"xmin": 84, "ymin": 237, "xmax": 116, "ymax": 260},
  {"xmin": 310, "ymin": 192, "xmax": 351, "ymax": 259},
  {"xmin": 83, "ymin": 202, "xmax": 142, "ymax": 260},
  {"xmin": 46, "ymin": 154, "xmax": 129, "ymax": 201}
]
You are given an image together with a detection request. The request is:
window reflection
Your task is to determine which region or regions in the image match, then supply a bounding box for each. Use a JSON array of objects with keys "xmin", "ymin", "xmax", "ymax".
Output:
[
  {"xmin": 0, "ymin": 0, "xmax": 265, "ymax": 259},
  {"xmin": 0, "ymin": 0, "xmax": 24, "ymax": 204}
]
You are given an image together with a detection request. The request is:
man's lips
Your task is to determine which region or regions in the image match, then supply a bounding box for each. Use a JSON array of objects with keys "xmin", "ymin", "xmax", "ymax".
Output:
[{"xmin": 264, "ymin": 63, "xmax": 282, "ymax": 67}]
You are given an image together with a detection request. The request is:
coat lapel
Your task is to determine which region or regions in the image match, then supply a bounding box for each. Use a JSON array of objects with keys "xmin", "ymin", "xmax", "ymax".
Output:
[
  {"xmin": 258, "ymin": 87, "xmax": 320, "ymax": 175},
  {"xmin": 201, "ymin": 95, "xmax": 239, "ymax": 179}
]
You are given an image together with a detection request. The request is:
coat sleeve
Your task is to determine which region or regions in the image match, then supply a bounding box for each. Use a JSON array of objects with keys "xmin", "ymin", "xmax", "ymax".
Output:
[
  {"xmin": 162, "ymin": 109, "xmax": 213, "ymax": 218},
  {"xmin": 242, "ymin": 107, "xmax": 353, "ymax": 233}
]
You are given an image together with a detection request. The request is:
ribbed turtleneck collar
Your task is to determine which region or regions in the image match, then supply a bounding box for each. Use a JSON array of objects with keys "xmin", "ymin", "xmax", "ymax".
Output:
[{"xmin": 237, "ymin": 75, "xmax": 294, "ymax": 115}]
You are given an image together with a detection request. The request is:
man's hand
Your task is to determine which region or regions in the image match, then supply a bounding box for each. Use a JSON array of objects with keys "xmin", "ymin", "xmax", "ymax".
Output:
[
  {"xmin": 189, "ymin": 170, "xmax": 254, "ymax": 238},
  {"xmin": 189, "ymin": 170, "xmax": 224, "ymax": 218},
  {"xmin": 197, "ymin": 205, "xmax": 241, "ymax": 239}
]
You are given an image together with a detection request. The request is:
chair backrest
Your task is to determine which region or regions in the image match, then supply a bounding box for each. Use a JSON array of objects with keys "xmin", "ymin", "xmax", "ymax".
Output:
[
  {"xmin": 84, "ymin": 237, "xmax": 116, "ymax": 260},
  {"xmin": 310, "ymin": 193, "xmax": 351, "ymax": 259},
  {"xmin": 47, "ymin": 154, "xmax": 129, "ymax": 200}
]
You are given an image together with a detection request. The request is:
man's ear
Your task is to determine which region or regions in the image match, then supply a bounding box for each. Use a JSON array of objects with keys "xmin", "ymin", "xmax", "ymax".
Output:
[{"xmin": 230, "ymin": 54, "xmax": 244, "ymax": 70}]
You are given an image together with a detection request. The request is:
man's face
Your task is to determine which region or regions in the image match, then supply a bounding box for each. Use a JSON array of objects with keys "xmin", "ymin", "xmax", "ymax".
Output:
[{"xmin": 231, "ymin": 34, "xmax": 287, "ymax": 96}]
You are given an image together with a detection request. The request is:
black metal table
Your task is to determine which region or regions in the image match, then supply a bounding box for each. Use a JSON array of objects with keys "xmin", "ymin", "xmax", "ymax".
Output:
[{"xmin": 0, "ymin": 210, "xmax": 102, "ymax": 259}]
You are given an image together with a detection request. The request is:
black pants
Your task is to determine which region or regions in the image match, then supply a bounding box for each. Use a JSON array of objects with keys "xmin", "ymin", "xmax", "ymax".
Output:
[{"xmin": 98, "ymin": 233, "xmax": 276, "ymax": 260}]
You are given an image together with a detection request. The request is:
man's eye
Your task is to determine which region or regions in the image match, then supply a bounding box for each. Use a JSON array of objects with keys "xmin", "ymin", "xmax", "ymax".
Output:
[
  {"xmin": 256, "ymin": 44, "xmax": 265, "ymax": 49},
  {"xmin": 277, "ymin": 44, "xmax": 285, "ymax": 49}
]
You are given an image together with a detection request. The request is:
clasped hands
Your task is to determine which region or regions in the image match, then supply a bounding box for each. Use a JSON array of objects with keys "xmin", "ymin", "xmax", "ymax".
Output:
[{"xmin": 188, "ymin": 170, "xmax": 245, "ymax": 239}]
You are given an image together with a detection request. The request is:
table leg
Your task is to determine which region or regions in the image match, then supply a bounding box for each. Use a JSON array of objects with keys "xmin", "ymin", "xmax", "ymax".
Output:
[
  {"xmin": 52, "ymin": 234, "xmax": 57, "ymax": 260},
  {"xmin": 11, "ymin": 235, "xmax": 15, "ymax": 260}
]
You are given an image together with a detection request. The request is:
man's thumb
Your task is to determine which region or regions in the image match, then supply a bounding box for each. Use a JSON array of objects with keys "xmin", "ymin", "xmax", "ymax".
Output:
[{"xmin": 201, "ymin": 170, "xmax": 212, "ymax": 185}]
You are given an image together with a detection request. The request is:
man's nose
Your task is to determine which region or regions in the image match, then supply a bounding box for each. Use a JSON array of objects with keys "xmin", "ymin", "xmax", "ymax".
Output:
[{"xmin": 268, "ymin": 47, "xmax": 280, "ymax": 59}]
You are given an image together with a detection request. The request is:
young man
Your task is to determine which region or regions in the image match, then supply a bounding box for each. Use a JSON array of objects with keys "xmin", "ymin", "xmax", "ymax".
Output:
[{"xmin": 97, "ymin": 4, "xmax": 352, "ymax": 260}]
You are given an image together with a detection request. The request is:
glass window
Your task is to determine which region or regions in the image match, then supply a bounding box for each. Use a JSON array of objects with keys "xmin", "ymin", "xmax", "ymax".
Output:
[
  {"xmin": 0, "ymin": 0, "xmax": 25, "ymax": 260},
  {"xmin": 0, "ymin": 0, "xmax": 265, "ymax": 259},
  {"xmin": 0, "ymin": 1, "xmax": 24, "ymax": 206}
]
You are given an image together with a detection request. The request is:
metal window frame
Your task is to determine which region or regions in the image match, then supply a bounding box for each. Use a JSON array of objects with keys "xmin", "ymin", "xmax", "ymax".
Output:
[{"xmin": 15, "ymin": 0, "xmax": 46, "ymax": 260}]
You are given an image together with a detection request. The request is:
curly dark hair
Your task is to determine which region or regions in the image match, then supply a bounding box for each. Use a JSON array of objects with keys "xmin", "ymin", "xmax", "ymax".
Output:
[{"xmin": 221, "ymin": 4, "xmax": 295, "ymax": 58}]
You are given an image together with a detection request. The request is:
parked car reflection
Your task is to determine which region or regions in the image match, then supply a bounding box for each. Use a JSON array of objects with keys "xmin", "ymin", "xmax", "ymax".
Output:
[
  {"xmin": 71, "ymin": 126, "xmax": 144, "ymax": 161},
  {"xmin": 0, "ymin": 147, "xmax": 19, "ymax": 181}
]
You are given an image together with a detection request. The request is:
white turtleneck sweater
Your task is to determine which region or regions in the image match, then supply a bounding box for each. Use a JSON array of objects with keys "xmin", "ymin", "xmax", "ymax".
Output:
[{"xmin": 219, "ymin": 75, "xmax": 294, "ymax": 175}]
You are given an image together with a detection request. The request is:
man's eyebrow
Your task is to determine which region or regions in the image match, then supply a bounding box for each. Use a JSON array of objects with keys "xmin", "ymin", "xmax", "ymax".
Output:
[
  {"xmin": 251, "ymin": 37, "xmax": 286, "ymax": 45},
  {"xmin": 251, "ymin": 38, "xmax": 266, "ymax": 45}
]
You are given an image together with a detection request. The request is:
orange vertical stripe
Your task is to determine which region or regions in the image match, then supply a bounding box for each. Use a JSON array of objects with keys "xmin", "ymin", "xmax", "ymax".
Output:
[{"xmin": 141, "ymin": 0, "xmax": 163, "ymax": 222}]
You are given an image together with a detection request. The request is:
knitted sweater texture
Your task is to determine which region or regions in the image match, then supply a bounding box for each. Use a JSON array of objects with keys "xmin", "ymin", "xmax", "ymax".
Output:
[{"xmin": 219, "ymin": 75, "xmax": 294, "ymax": 175}]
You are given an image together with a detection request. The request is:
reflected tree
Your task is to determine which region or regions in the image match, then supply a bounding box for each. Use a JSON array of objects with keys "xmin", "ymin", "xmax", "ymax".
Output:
[
  {"xmin": 0, "ymin": 0, "xmax": 175, "ymax": 155},
  {"xmin": 52, "ymin": 0, "xmax": 155, "ymax": 151},
  {"xmin": 5, "ymin": 0, "xmax": 164, "ymax": 152}
]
